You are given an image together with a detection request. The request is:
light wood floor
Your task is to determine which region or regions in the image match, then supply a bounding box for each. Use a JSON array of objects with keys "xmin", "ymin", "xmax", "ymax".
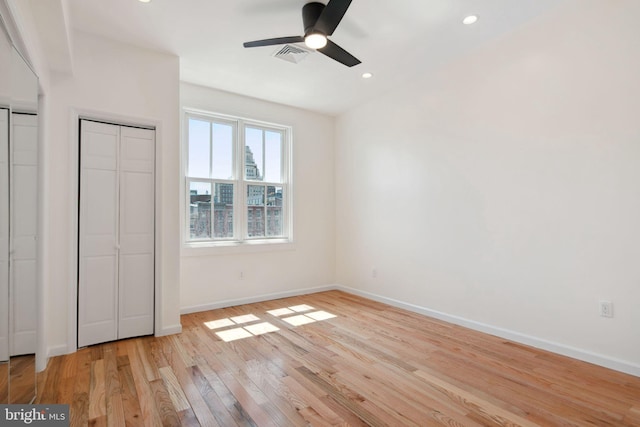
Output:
[
  {"xmin": 8, "ymin": 354, "xmax": 36, "ymax": 403},
  {"xmin": 36, "ymin": 291, "xmax": 640, "ymax": 426}
]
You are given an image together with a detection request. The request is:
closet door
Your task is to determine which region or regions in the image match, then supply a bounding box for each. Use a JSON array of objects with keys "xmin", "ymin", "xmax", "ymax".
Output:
[
  {"xmin": 9, "ymin": 113, "xmax": 37, "ymax": 355},
  {"xmin": 78, "ymin": 121, "xmax": 155, "ymax": 348},
  {"xmin": 78, "ymin": 121, "xmax": 119, "ymax": 347},
  {"xmin": 117, "ymin": 126, "xmax": 154, "ymax": 339}
]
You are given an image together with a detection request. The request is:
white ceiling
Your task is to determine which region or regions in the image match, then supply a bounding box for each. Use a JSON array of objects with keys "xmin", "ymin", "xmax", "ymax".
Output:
[{"xmin": 61, "ymin": 0, "xmax": 566, "ymax": 116}]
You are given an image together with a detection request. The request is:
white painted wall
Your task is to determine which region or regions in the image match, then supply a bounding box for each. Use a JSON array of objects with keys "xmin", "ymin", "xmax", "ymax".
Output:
[
  {"xmin": 40, "ymin": 31, "xmax": 181, "ymax": 356},
  {"xmin": 180, "ymin": 83, "xmax": 336, "ymax": 311},
  {"xmin": 336, "ymin": 0, "xmax": 640, "ymax": 372}
]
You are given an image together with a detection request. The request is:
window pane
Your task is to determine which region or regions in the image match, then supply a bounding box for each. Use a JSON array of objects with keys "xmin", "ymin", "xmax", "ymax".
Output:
[
  {"xmin": 264, "ymin": 131, "xmax": 282, "ymax": 183},
  {"xmin": 267, "ymin": 186, "xmax": 283, "ymax": 236},
  {"xmin": 247, "ymin": 185, "xmax": 265, "ymax": 237},
  {"xmin": 189, "ymin": 181, "xmax": 211, "ymax": 239},
  {"xmin": 188, "ymin": 118, "xmax": 210, "ymax": 178},
  {"xmin": 212, "ymin": 123, "xmax": 233, "ymax": 179},
  {"xmin": 213, "ymin": 183, "xmax": 234, "ymax": 238},
  {"xmin": 245, "ymin": 127, "xmax": 263, "ymax": 181}
]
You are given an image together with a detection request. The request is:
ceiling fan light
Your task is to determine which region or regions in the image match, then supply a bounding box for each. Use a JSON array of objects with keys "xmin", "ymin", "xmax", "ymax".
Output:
[{"xmin": 305, "ymin": 33, "xmax": 327, "ymax": 49}]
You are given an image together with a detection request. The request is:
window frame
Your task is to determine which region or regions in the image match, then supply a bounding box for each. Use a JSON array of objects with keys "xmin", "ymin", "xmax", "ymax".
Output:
[{"xmin": 182, "ymin": 108, "xmax": 293, "ymax": 251}]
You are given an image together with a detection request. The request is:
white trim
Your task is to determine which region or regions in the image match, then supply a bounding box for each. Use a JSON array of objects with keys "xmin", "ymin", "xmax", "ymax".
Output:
[
  {"xmin": 36, "ymin": 355, "xmax": 47, "ymax": 373},
  {"xmin": 68, "ymin": 107, "xmax": 163, "ymax": 354},
  {"xmin": 46, "ymin": 344, "xmax": 68, "ymax": 359},
  {"xmin": 336, "ymin": 285, "xmax": 640, "ymax": 378},
  {"xmin": 38, "ymin": 343, "xmax": 68, "ymax": 372},
  {"xmin": 182, "ymin": 240, "xmax": 296, "ymax": 257},
  {"xmin": 36, "ymin": 94, "xmax": 47, "ymax": 374},
  {"xmin": 180, "ymin": 285, "xmax": 339, "ymax": 314},
  {"xmin": 156, "ymin": 324, "xmax": 182, "ymax": 337}
]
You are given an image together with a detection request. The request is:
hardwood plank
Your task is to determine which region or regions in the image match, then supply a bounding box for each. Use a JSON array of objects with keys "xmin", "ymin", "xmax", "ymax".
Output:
[
  {"xmin": 189, "ymin": 364, "xmax": 241, "ymax": 427},
  {"xmin": 117, "ymin": 355, "xmax": 144, "ymax": 426},
  {"xmin": 70, "ymin": 348, "xmax": 92, "ymax": 427},
  {"xmin": 88, "ymin": 359, "xmax": 106, "ymax": 420},
  {"xmin": 125, "ymin": 339, "xmax": 164, "ymax": 427},
  {"xmin": 38, "ymin": 355, "xmax": 62, "ymax": 403},
  {"xmin": 178, "ymin": 408, "xmax": 201, "ymax": 427},
  {"xmin": 34, "ymin": 290, "xmax": 640, "ymax": 426},
  {"xmin": 192, "ymin": 353, "xmax": 258, "ymax": 426},
  {"xmin": 163, "ymin": 337, "xmax": 221, "ymax": 427},
  {"xmin": 103, "ymin": 345, "xmax": 126, "ymax": 427},
  {"xmin": 414, "ymin": 369, "xmax": 539, "ymax": 426},
  {"xmin": 158, "ymin": 366, "xmax": 191, "ymax": 412},
  {"xmin": 56, "ymin": 354, "xmax": 77, "ymax": 405},
  {"xmin": 241, "ymin": 358, "xmax": 309, "ymax": 426},
  {"xmin": 88, "ymin": 415, "xmax": 107, "ymax": 427},
  {"xmin": 148, "ymin": 379, "xmax": 181, "ymax": 427},
  {"xmin": 281, "ymin": 375, "xmax": 345, "ymax": 425},
  {"xmin": 296, "ymin": 365, "xmax": 384, "ymax": 426},
  {"xmin": 137, "ymin": 338, "xmax": 161, "ymax": 382}
]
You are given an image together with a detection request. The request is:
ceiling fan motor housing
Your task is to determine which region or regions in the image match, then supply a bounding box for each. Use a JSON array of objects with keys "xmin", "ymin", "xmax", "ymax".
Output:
[
  {"xmin": 243, "ymin": 0, "xmax": 360, "ymax": 67},
  {"xmin": 303, "ymin": 2, "xmax": 326, "ymax": 35}
]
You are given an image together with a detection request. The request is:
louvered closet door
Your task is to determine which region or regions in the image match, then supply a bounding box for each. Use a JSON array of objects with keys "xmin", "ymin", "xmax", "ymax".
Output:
[{"xmin": 78, "ymin": 121, "xmax": 155, "ymax": 348}]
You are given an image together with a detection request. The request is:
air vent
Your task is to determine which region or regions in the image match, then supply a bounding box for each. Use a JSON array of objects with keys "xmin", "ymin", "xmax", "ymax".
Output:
[{"xmin": 272, "ymin": 44, "xmax": 312, "ymax": 64}]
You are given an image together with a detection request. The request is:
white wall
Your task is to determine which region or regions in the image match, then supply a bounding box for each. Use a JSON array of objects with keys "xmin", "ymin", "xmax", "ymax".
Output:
[
  {"xmin": 180, "ymin": 83, "xmax": 336, "ymax": 311},
  {"xmin": 336, "ymin": 0, "xmax": 640, "ymax": 374},
  {"xmin": 41, "ymin": 31, "xmax": 181, "ymax": 357}
]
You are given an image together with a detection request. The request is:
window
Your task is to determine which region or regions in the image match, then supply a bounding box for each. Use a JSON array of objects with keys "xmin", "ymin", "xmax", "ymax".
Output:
[{"xmin": 184, "ymin": 111, "xmax": 291, "ymax": 246}]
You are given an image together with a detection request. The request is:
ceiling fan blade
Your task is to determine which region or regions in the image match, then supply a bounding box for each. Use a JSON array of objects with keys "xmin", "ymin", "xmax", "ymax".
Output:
[
  {"xmin": 317, "ymin": 39, "xmax": 360, "ymax": 67},
  {"xmin": 243, "ymin": 36, "xmax": 304, "ymax": 48},
  {"xmin": 314, "ymin": 0, "xmax": 353, "ymax": 36}
]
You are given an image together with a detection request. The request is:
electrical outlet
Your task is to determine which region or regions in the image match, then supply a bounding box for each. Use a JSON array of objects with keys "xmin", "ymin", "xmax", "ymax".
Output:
[
  {"xmin": 372, "ymin": 268, "xmax": 377, "ymax": 278},
  {"xmin": 599, "ymin": 301, "xmax": 613, "ymax": 318}
]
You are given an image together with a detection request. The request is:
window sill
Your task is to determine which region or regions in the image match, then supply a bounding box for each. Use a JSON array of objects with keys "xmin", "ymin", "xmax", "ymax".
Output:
[{"xmin": 181, "ymin": 239, "xmax": 296, "ymax": 257}]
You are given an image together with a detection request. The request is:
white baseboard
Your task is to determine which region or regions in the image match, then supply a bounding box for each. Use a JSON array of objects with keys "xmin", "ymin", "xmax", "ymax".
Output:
[
  {"xmin": 36, "ymin": 354, "xmax": 48, "ymax": 373},
  {"xmin": 336, "ymin": 285, "xmax": 640, "ymax": 377},
  {"xmin": 46, "ymin": 344, "xmax": 69, "ymax": 359},
  {"xmin": 180, "ymin": 285, "xmax": 339, "ymax": 315},
  {"xmin": 156, "ymin": 324, "xmax": 183, "ymax": 336}
]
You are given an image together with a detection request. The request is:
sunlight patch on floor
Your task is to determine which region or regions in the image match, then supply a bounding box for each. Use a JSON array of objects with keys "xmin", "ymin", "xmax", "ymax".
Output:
[
  {"xmin": 306, "ymin": 310, "xmax": 337, "ymax": 321},
  {"xmin": 266, "ymin": 307, "xmax": 295, "ymax": 316},
  {"xmin": 244, "ymin": 322, "xmax": 280, "ymax": 335},
  {"xmin": 205, "ymin": 303, "xmax": 337, "ymax": 342},
  {"xmin": 282, "ymin": 315, "xmax": 316, "ymax": 326},
  {"xmin": 230, "ymin": 314, "xmax": 261, "ymax": 324},
  {"xmin": 215, "ymin": 327, "xmax": 253, "ymax": 342},
  {"xmin": 204, "ymin": 318, "xmax": 235, "ymax": 329},
  {"xmin": 268, "ymin": 304, "xmax": 338, "ymax": 327},
  {"xmin": 289, "ymin": 304, "xmax": 315, "ymax": 312},
  {"xmin": 205, "ymin": 313, "xmax": 280, "ymax": 342}
]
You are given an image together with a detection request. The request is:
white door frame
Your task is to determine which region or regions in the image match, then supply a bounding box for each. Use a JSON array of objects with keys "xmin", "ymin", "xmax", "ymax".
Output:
[{"xmin": 68, "ymin": 108, "xmax": 163, "ymax": 353}]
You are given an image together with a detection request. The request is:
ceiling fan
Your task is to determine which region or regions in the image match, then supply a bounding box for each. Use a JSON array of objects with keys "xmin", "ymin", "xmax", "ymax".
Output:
[{"xmin": 243, "ymin": 0, "xmax": 361, "ymax": 67}]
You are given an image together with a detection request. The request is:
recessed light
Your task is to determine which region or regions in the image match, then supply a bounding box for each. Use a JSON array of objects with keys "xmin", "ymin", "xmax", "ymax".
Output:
[
  {"xmin": 463, "ymin": 15, "xmax": 478, "ymax": 25},
  {"xmin": 139, "ymin": 0, "xmax": 151, "ymax": 3},
  {"xmin": 362, "ymin": 72, "xmax": 373, "ymax": 79}
]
